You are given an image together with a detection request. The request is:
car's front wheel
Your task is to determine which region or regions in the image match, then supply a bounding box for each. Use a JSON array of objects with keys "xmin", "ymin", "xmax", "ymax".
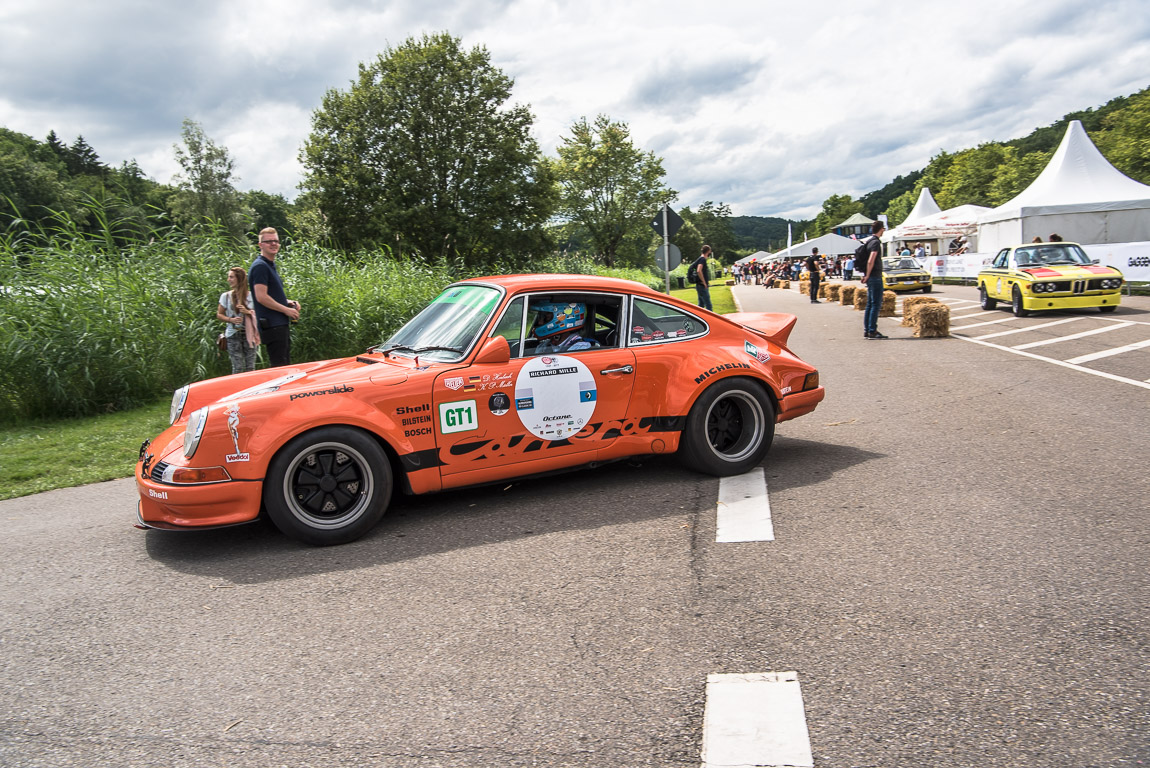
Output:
[
  {"xmin": 679, "ymin": 378, "xmax": 775, "ymax": 476},
  {"xmin": 923, "ymin": 284, "xmax": 932, "ymax": 293},
  {"xmin": 1011, "ymin": 286, "xmax": 1030, "ymax": 317},
  {"xmin": 264, "ymin": 426, "xmax": 391, "ymax": 545},
  {"xmin": 979, "ymin": 284, "xmax": 997, "ymax": 310},
  {"xmin": 1099, "ymin": 304, "xmax": 1118, "ymax": 313}
]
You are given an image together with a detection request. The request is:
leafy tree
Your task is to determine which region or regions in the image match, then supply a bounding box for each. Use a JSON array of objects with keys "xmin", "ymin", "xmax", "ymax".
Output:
[
  {"xmin": 169, "ymin": 118, "xmax": 250, "ymax": 239},
  {"xmin": 811, "ymin": 194, "xmax": 863, "ymax": 236},
  {"xmin": 66, "ymin": 136, "xmax": 104, "ymax": 177},
  {"xmin": 1096, "ymin": 88, "xmax": 1150, "ymax": 184},
  {"xmin": 936, "ymin": 143, "xmax": 1014, "ymax": 209},
  {"xmin": 987, "ymin": 148, "xmax": 1050, "ymax": 205},
  {"xmin": 682, "ymin": 201, "xmax": 738, "ymax": 264},
  {"xmin": 883, "ymin": 187, "xmax": 918, "ymax": 228},
  {"xmin": 245, "ymin": 190, "xmax": 294, "ymax": 235},
  {"xmin": 0, "ymin": 151, "xmax": 84, "ymax": 226},
  {"xmin": 301, "ymin": 33, "xmax": 556, "ymax": 267},
  {"xmin": 552, "ymin": 115, "xmax": 674, "ymax": 268}
]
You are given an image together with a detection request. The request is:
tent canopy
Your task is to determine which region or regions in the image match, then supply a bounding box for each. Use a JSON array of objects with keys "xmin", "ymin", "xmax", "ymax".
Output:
[
  {"xmin": 977, "ymin": 120, "xmax": 1150, "ymax": 253},
  {"xmin": 887, "ymin": 203, "xmax": 990, "ymax": 242},
  {"xmin": 902, "ymin": 187, "xmax": 942, "ymax": 224},
  {"xmin": 770, "ymin": 232, "xmax": 862, "ymax": 260}
]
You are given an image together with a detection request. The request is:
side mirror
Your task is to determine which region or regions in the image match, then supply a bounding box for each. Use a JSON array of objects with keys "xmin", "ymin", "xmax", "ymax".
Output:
[
  {"xmin": 1091, "ymin": 259, "xmax": 1100, "ymax": 265},
  {"xmin": 474, "ymin": 335, "xmax": 511, "ymax": 365}
]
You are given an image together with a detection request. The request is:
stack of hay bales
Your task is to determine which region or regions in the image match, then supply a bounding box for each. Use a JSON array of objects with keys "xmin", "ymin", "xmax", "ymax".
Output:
[
  {"xmin": 914, "ymin": 303, "xmax": 951, "ymax": 337},
  {"xmin": 799, "ymin": 280, "xmax": 810, "ymax": 296},
  {"xmin": 880, "ymin": 291, "xmax": 897, "ymax": 317},
  {"xmin": 901, "ymin": 296, "xmax": 940, "ymax": 327},
  {"xmin": 826, "ymin": 284, "xmax": 841, "ymax": 302},
  {"xmin": 853, "ymin": 286, "xmax": 867, "ymax": 310},
  {"xmin": 779, "ymin": 280, "xmax": 791, "ymax": 290},
  {"xmin": 840, "ymin": 285, "xmax": 856, "ymax": 306}
]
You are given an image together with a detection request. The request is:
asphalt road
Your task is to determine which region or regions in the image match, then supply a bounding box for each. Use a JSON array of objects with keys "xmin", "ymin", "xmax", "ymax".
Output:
[{"xmin": 2, "ymin": 282, "xmax": 1147, "ymax": 767}]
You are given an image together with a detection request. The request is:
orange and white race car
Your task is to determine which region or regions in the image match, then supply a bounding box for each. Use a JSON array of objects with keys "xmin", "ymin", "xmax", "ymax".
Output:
[{"xmin": 136, "ymin": 274, "xmax": 824, "ymax": 545}]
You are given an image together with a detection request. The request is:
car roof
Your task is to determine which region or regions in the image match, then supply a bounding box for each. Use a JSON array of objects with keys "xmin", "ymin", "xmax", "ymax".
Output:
[{"xmin": 460, "ymin": 273, "xmax": 659, "ymax": 295}]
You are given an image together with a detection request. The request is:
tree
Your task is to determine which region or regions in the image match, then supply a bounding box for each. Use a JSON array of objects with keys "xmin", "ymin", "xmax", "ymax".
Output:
[
  {"xmin": 301, "ymin": 33, "xmax": 556, "ymax": 267},
  {"xmin": 552, "ymin": 115, "xmax": 674, "ymax": 268},
  {"xmin": 245, "ymin": 190, "xmax": 294, "ymax": 235},
  {"xmin": 169, "ymin": 118, "xmax": 250, "ymax": 238},
  {"xmin": 1096, "ymin": 88, "xmax": 1150, "ymax": 184},
  {"xmin": 682, "ymin": 201, "xmax": 738, "ymax": 264},
  {"xmin": 811, "ymin": 194, "xmax": 863, "ymax": 236}
]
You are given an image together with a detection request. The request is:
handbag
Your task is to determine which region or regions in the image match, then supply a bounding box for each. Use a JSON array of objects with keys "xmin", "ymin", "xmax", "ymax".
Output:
[{"xmin": 217, "ymin": 333, "xmax": 227, "ymax": 352}]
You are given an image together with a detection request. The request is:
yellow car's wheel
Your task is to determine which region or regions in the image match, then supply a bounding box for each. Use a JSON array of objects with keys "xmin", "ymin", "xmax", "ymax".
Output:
[{"xmin": 1011, "ymin": 286, "xmax": 1030, "ymax": 317}]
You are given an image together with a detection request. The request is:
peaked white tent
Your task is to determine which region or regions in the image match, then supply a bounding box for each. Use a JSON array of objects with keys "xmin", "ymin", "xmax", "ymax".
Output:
[
  {"xmin": 903, "ymin": 187, "xmax": 942, "ymax": 224},
  {"xmin": 977, "ymin": 120, "xmax": 1150, "ymax": 254},
  {"xmin": 770, "ymin": 232, "xmax": 861, "ymax": 261}
]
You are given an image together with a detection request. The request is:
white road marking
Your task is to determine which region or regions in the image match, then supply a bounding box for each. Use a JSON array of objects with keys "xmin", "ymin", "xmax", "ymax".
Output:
[
  {"xmin": 701, "ymin": 672, "xmax": 814, "ymax": 768},
  {"xmin": 949, "ymin": 311, "xmax": 1000, "ymax": 322},
  {"xmin": 1012, "ymin": 322, "xmax": 1134, "ymax": 349},
  {"xmin": 954, "ymin": 335, "xmax": 1150, "ymax": 391},
  {"xmin": 716, "ymin": 468, "xmax": 774, "ymax": 542},
  {"xmin": 972, "ymin": 317, "xmax": 1080, "ymax": 339},
  {"xmin": 1065, "ymin": 337, "xmax": 1150, "ymax": 364},
  {"xmin": 950, "ymin": 316, "xmax": 1019, "ymax": 330}
]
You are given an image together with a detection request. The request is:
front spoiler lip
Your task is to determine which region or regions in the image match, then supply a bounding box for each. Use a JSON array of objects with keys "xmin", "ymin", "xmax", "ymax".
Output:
[{"xmin": 135, "ymin": 500, "xmax": 258, "ymax": 532}]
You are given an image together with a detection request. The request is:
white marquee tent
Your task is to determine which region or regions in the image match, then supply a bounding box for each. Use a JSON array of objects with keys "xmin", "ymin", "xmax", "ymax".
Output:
[
  {"xmin": 887, "ymin": 203, "xmax": 991, "ymax": 243},
  {"xmin": 769, "ymin": 232, "xmax": 862, "ymax": 261},
  {"xmin": 977, "ymin": 120, "xmax": 1150, "ymax": 254},
  {"xmin": 903, "ymin": 187, "xmax": 942, "ymax": 224}
]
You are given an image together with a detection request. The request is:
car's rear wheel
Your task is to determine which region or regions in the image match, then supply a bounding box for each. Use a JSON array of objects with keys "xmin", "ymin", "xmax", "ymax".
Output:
[
  {"xmin": 679, "ymin": 378, "xmax": 775, "ymax": 476},
  {"xmin": 1099, "ymin": 304, "xmax": 1117, "ymax": 313},
  {"xmin": 265, "ymin": 426, "xmax": 391, "ymax": 545},
  {"xmin": 1011, "ymin": 286, "xmax": 1029, "ymax": 317},
  {"xmin": 979, "ymin": 284, "xmax": 997, "ymax": 310}
]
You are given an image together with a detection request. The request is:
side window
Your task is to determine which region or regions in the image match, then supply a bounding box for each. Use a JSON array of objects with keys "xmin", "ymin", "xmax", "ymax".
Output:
[
  {"xmin": 630, "ymin": 298, "xmax": 707, "ymax": 345},
  {"xmin": 993, "ymin": 250, "xmax": 1009, "ymax": 269},
  {"xmin": 491, "ymin": 297, "xmax": 525, "ymax": 358},
  {"xmin": 523, "ymin": 293, "xmax": 623, "ymax": 356}
]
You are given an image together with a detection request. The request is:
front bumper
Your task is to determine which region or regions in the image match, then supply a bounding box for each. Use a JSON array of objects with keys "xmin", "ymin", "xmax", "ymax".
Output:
[
  {"xmin": 884, "ymin": 278, "xmax": 931, "ymax": 291},
  {"xmin": 135, "ymin": 462, "xmax": 263, "ymax": 530},
  {"xmin": 1021, "ymin": 292, "xmax": 1121, "ymax": 311}
]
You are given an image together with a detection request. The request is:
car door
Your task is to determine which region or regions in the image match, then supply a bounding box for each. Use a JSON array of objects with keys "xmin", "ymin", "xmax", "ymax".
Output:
[{"xmin": 434, "ymin": 293, "xmax": 636, "ymax": 486}]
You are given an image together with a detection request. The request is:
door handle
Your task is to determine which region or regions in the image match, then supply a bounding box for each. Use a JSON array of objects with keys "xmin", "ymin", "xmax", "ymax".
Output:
[{"xmin": 600, "ymin": 365, "xmax": 634, "ymax": 375}]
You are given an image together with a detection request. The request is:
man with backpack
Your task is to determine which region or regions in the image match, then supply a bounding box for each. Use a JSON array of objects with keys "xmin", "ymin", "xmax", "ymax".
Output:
[
  {"xmin": 689, "ymin": 245, "xmax": 713, "ymax": 311},
  {"xmin": 857, "ymin": 220, "xmax": 887, "ymax": 339}
]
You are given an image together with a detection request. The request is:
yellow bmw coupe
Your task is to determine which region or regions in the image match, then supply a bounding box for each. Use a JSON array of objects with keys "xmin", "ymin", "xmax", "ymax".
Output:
[{"xmin": 977, "ymin": 242, "xmax": 1124, "ymax": 317}]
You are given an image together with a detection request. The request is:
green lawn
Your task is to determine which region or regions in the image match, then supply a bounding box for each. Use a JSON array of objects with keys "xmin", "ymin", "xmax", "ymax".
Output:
[
  {"xmin": 0, "ymin": 400, "xmax": 170, "ymax": 500},
  {"xmin": 0, "ymin": 290, "xmax": 738, "ymax": 501}
]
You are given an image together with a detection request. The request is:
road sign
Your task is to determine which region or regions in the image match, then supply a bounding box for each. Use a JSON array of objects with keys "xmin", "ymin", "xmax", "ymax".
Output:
[
  {"xmin": 651, "ymin": 204, "xmax": 684, "ymax": 238},
  {"xmin": 655, "ymin": 243, "xmax": 682, "ymax": 272}
]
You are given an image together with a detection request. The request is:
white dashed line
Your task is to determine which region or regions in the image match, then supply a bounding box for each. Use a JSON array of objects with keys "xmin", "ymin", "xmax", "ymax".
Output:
[
  {"xmin": 971, "ymin": 317, "xmax": 1080, "ymax": 339},
  {"xmin": 701, "ymin": 672, "xmax": 814, "ymax": 768},
  {"xmin": 1064, "ymin": 337, "xmax": 1150, "ymax": 364},
  {"xmin": 716, "ymin": 468, "xmax": 774, "ymax": 542},
  {"xmin": 954, "ymin": 334, "xmax": 1150, "ymax": 391},
  {"xmin": 1011, "ymin": 322, "xmax": 1134, "ymax": 349},
  {"xmin": 950, "ymin": 316, "xmax": 1019, "ymax": 330}
]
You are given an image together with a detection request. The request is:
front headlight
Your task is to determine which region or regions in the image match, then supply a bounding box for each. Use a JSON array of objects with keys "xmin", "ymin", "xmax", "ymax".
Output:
[
  {"xmin": 183, "ymin": 407, "xmax": 209, "ymax": 458},
  {"xmin": 170, "ymin": 386, "xmax": 190, "ymax": 424}
]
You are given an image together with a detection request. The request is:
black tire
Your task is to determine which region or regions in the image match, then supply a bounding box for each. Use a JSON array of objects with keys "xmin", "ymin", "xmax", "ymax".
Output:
[
  {"xmin": 264, "ymin": 426, "xmax": 391, "ymax": 545},
  {"xmin": 979, "ymin": 284, "xmax": 997, "ymax": 311},
  {"xmin": 1011, "ymin": 286, "xmax": 1029, "ymax": 317},
  {"xmin": 1099, "ymin": 304, "xmax": 1117, "ymax": 313},
  {"xmin": 923, "ymin": 283, "xmax": 932, "ymax": 293},
  {"xmin": 679, "ymin": 378, "xmax": 775, "ymax": 476}
]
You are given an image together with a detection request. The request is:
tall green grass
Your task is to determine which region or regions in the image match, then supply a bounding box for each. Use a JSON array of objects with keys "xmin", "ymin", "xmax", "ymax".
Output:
[{"xmin": 0, "ymin": 204, "xmax": 664, "ymax": 423}]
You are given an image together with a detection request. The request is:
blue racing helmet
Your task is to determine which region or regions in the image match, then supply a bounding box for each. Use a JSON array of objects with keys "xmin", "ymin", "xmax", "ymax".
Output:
[{"xmin": 532, "ymin": 302, "xmax": 587, "ymax": 339}]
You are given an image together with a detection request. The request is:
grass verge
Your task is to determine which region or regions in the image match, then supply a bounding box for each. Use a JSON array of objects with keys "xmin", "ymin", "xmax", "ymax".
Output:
[{"xmin": 0, "ymin": 399, "xmax": 169, "ymax": 500}]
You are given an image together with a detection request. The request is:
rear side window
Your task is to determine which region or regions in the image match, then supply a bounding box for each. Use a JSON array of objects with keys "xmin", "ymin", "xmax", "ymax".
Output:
[{"xmin": 630, "ymin": 298, "xmax": 708, "ymax": 345}]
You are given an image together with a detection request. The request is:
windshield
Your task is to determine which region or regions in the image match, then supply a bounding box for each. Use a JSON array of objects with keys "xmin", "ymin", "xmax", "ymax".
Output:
[
  {"xmin": 884, "ymin": 258, "xmax": 919, "ymax": 270},
  {"xmin": 1015, "ymin": 244, "xmax": 1091, "ymax": 267},
  {"xmin": 380, "ymin": 284, "xmax": 502, "ymax": 362}
]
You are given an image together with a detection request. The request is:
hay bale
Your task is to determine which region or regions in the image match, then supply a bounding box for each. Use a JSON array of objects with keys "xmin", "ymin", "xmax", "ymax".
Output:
[
  {"xmin": 913, "ymin": 303, "xmax": 951, "ymax": 337},
  {"xmin": 880, "ymin": 290, "xmax": 897, "ymax": 317},
  {"xmin": 901, "ymin": 296, "xmax": 940, "ymax": 327},
  {"xmin": 781, "ymin": 280, "xmax": 791, "ymax": 290},
  {"xmin": 853, "ymin": 286, "xmax": 867, "ymax": 310},
  {"xmin": 840, "ymin": 285, "xmax": 856, "ymax": 305},
  {"xmin": 799, "ymin": 279, "xmax": 810, "ymax": 296},
  {"xmin": 826, "ymin": 283, "xmax": 841, "ymax": 301}
]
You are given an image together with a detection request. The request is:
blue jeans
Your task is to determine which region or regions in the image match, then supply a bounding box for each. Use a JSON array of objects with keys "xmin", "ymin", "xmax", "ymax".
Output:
[
  {"xmin": 864, "ymin": 277, "xmax": 883, "ymax": 334},
  {"xmin": 695, "ymin": 283, "xmax": 713, "ymax": 311}
]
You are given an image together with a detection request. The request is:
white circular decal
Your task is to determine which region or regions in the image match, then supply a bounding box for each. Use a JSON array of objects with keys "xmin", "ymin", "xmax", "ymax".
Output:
[{"xmin": 514, "ymin": 355, "xmax": 597, "ymax": 440}]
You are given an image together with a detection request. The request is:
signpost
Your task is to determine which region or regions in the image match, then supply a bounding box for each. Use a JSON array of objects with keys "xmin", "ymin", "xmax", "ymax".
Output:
[{"xmin": 651, "ymin": 204, "xmax": 684, "ymax": 293}]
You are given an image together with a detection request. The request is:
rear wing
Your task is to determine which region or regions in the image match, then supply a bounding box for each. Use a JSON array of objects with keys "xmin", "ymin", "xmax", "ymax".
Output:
[{"xmin": 725, "ymin": 312, "xmax": 798, "ymax": 347}]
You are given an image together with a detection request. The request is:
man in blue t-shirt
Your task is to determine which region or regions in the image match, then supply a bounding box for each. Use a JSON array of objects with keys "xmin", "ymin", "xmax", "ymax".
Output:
[
  {"xmin": 860, "ymin": 221, "xmax": 887, "ymax": 339},
  {"xmin": 692, "ymin": 245, "xmax": 713, "ymax": 311},
  {"xmin": 249, "ymin": 227, "xmax": 300, "ymax": 366}
]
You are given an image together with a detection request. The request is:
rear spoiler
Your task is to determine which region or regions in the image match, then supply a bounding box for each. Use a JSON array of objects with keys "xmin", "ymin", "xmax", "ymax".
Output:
[{"xmin": 726, "ymin": 312, "xmax": 798, "ymax": 347}]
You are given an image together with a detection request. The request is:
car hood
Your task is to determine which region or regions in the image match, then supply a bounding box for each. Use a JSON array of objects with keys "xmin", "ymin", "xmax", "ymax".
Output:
[
  {"xmin": 1018, "ymin": 264, "xmax": 1122, "ymax": 279},
  {"xmin": 213, "ymin": 355, "xmax": 422, "ymax": 404}
]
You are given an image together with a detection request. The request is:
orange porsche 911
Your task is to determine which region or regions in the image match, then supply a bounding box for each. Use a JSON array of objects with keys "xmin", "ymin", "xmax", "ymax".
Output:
[{"xmin": 136, "ymin": 274, "xmax": 825, "ymax": 545}]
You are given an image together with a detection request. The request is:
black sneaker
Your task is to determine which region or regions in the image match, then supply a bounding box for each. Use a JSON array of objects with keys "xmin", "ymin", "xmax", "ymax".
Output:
[{"xmin": 868, "ymin": 331, "xmax": 889, "ymax": 339}]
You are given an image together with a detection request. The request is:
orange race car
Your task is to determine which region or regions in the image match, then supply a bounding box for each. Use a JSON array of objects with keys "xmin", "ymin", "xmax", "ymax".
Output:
[{"xmin": 136, "ymin": 274, "xmax": 825, "ymax": 545}]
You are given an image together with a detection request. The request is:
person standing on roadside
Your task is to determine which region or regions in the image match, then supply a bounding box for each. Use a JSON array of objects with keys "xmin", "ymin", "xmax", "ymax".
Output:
[
  {"xmin": 692, "ymin": 245, "xmax": 713, "ymax": 311},
  {"xmin": 806, "ymin": 247, "xmax": 822, "ymax": 303},
  {"xmin": 216, "ymin": 266, "xmax": 260, "ymax": 374},
  {"xmin": 249, "ymin": 227, "xmax": 300, "ymax": 367},
  {"xmin": 861, "ymin": 220, "xmax": 887, "ymax": 339}
]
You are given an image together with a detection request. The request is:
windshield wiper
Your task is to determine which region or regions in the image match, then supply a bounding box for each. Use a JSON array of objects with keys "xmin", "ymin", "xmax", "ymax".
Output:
[
  {"xmin": 375, "ymin": 344, "xmax": 418, "ymax": 357},
  {"xmin": 412, "ymin": 345, "xmax": 463, "ymax": 355}
]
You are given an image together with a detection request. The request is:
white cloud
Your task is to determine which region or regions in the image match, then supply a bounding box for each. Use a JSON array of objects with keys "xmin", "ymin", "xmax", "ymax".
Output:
[{"xmin": 1, "ymin": 0, "xmax": 1148, "ymax": 217}]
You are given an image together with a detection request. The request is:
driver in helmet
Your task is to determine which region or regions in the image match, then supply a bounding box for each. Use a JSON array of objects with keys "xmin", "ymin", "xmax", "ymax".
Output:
[{"xmin": 531, "ymin": 301, "xmax": 600, "ymax": 354}]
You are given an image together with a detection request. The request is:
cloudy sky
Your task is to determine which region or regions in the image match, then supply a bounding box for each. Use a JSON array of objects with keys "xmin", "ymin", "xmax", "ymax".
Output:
[{"xmin": 2, "ymin": 0, "xmax": 1148, "ymax": 218}]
